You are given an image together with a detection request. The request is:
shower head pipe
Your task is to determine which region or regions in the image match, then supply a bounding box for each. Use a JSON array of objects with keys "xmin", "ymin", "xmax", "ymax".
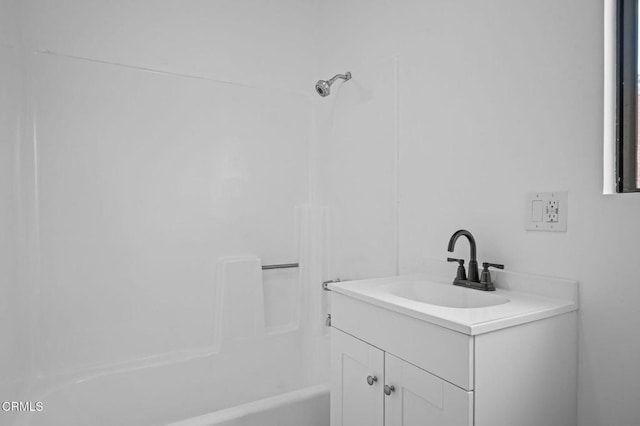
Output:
[{"xmin": 327, "ymin": 72, "xmax": 352, "ymax": 85}]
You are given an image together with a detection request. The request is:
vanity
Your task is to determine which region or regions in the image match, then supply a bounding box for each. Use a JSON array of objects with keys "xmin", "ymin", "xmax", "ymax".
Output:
[{"xmin": 328, "ymin": 260, "xmax": 578, "ymax": 426}]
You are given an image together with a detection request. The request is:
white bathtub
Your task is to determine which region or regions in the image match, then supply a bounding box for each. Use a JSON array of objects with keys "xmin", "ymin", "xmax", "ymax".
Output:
[
  {"xmin": 168, "ymin": 385, "xmax": 329, "ymax": 426},
  {"xmin": 7, "ymin": 241, "xmax": 331, "ymax": 426},
  {"xmin": 13, "ymin": 331, "xmax": 330, "ymax": 426},
  {"xmin": 14, "ymin": 378, "xmax": 327, "ymax": 426}
]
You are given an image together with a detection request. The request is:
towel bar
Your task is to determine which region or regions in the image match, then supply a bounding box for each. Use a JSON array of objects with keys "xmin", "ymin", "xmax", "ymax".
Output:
[{"xmin": 261, "ymin": 263, "xmax": 299, "ymax": 270}]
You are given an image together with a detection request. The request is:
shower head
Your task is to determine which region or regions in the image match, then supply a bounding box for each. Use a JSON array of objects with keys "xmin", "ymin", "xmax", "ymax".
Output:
[{"xmin": 315, "ymin": 72, "xmax": 352, "ymax": 97}]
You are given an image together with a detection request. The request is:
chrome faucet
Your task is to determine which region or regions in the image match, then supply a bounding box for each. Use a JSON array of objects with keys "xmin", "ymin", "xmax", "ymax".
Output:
[{"xmin": 447, "ymin": 229, "xmax": 503, "ymax": 291}]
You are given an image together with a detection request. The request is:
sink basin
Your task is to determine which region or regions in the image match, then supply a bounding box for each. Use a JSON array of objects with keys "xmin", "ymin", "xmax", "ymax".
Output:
[
  {"xmin": 381, "ymin": 281, "xmax": 510, "ymax": 309},
  {"xmin": 328, "ymin": 263, "xmax": 578, "ymax": 334}
]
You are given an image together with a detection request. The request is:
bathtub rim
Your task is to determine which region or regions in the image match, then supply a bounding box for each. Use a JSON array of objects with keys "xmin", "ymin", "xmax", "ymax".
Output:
[{"xmin": 166, "ymin": 383, "xmax": 329, "ymax": 426}]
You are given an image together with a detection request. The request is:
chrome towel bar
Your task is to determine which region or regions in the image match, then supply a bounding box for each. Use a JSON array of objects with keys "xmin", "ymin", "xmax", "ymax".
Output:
[{"xmin": 261, "ymin": 263, "xmax": 299, "ymax": 270}]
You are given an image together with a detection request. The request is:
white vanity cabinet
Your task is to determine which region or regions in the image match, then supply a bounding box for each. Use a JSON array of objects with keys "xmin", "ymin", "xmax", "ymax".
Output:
[
  {"xmin": 384, "ymin": 352, "xmax": 473, "ymax": 426},
  {"xmin": 329, "ymin": 274, "xmax": 578, "ymax": 426},
  {"xmin": 331, "ymin": 328, "xmax": 472, "ymax": 426},
  {"xmin": 330, "ymin": 329, "xmax": 384, "ymax": 426}
]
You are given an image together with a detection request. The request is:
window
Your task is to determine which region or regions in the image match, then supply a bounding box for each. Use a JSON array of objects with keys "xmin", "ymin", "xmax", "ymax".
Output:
[{"xmin": 615, "ymin": 0, "xmax": 640, "ymax": 192}]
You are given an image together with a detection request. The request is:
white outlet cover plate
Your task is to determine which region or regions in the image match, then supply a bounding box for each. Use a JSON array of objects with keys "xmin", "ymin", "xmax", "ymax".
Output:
[{"xmin": 525, "ymin": 191, "xmax": 568, "ymax": 232}]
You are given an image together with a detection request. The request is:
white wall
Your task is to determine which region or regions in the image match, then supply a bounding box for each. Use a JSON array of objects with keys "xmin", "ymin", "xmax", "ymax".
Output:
[
  {"xmin": 13, "ymin": 0, "xmax": 323, "ymax": 400},
  {"xmin": 316, "ymin": 1, "xmax": 640, "ymax": 425}
]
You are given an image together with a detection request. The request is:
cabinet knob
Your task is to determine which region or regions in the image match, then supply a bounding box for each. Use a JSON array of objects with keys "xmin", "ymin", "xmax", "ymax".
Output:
[
  {"xmin": 366, "ymin": 375, "xmax": 378, "ymax": 386},
  {"xmin": 384, "ymin": 385, "xmax": 395, "ymax": 395}
]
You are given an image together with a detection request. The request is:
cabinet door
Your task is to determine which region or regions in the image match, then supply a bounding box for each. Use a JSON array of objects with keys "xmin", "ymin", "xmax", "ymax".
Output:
[
  {"xmin": 384, "ymin": 353, "xmax": 473, "ymax": 426},
  {"xmin": 331, "ymin": 328, "xmax": 384, "ymax": 426}
]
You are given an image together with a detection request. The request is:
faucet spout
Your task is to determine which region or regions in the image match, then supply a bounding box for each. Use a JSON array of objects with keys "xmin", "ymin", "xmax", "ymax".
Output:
[
  {"xmin": 447, "ymin": 230, "xmax": 479, "ymax": 282},
  {"xmin": 447, "ymin": 229, "xmax": 477, "ymax": 259}
]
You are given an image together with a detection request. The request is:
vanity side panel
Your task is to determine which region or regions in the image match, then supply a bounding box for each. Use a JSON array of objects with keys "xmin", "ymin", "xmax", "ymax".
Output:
[
  {"xmin": 474, "ymin": 312, "xmax": 577, "ymax": 426},
  {"xmin": 331, "ymin": 294, "xmax": 474, "ymax": 390}
]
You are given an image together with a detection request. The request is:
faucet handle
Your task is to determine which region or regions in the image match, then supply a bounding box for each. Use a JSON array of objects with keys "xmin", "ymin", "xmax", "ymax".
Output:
[
  {"xmin": 480, "ymin": 262, "xmax": 504, "ymax": 289},
  {"xmin": 447, "ymin": 257, "xmax": 467, "ymax": 281},
  {"xmin": 482, "ymin": 262, "xmax": 504, "ymax": 270}
]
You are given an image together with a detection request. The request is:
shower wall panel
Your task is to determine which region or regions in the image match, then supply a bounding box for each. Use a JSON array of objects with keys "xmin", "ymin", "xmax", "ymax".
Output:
[
  {"xmin": 32, "ymin": 52, "xmax": 311, "ymax": 377},
  {"xmin": 0, "ymin": 0, "xmax": 31, "ymax": 406},
  {"xmin": 5, "ymin": 2, "xmax": 328, "ymax": 418},
  {"xmin": 21, "ymin": 0, "xmax": 316, "ymax": 95},
  {"xmin": 314, "ymin": 59, "xmax": 399, "ymax": 280}
]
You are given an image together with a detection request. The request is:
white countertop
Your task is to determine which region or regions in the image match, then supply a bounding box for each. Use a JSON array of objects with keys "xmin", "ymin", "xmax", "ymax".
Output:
[{"xmin": 328, "ymin": 262, "xmax": 578, "ymax": 335}]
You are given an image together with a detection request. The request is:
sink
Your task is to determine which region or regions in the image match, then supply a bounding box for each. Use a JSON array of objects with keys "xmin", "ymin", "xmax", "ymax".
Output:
[
  {"xmin": 381, "ymin": 281, "xmax": 510, "ymax": 309},
  {"xmin": 328, "ymin": 262, "xmax": 578, "ymax": 334}
]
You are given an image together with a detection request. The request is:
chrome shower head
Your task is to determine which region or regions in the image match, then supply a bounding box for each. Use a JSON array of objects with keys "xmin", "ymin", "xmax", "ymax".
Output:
[
  {"xmin": 315, "ymin": 80, "xmax": 331, "ymax": 97},
  {"xmin": 315, "ymin": 72, "xmax": 352, "ymax": 97}
]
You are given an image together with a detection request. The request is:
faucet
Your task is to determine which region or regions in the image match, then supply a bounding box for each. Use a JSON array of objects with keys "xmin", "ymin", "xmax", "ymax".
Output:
[
  {"xmin": 447, "ymin": 229, "xmax": 479, "ymax": 282},
  {"xmin": 447, "ymin": 229, "xmax": 503, "ymax": 291}
]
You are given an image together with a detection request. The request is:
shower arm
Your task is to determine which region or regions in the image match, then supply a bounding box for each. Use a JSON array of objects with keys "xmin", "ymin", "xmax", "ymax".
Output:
[{"xmin": 327, "ymin": 72, "xmax": 352, "ymax": 85}]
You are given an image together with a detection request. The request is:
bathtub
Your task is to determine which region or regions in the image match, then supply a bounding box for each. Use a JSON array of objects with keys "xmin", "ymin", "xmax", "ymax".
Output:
[
  {"xmin": 168, "ymin": 385, "xmax": 329, "ymax": 426},
  {"xmin": 13, "ymin": 332, "xmax": 330, "ymax": 426},
  {"xmin": 8, "ymin": 250, "xmax": 332, "ymax": 426},
  {"xmin": 14, "ymin": 381, "xmax": 328, "ymax": 426}
]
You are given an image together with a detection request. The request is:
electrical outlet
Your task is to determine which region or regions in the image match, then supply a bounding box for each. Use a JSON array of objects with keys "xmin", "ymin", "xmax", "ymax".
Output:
[
  {"xmin": 545, "ymin": 200, "xmax": 559, "ymax": 222},
  {"xmin": 525, "ymin": 192, "xmax": 567, "ymax": 231}
]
